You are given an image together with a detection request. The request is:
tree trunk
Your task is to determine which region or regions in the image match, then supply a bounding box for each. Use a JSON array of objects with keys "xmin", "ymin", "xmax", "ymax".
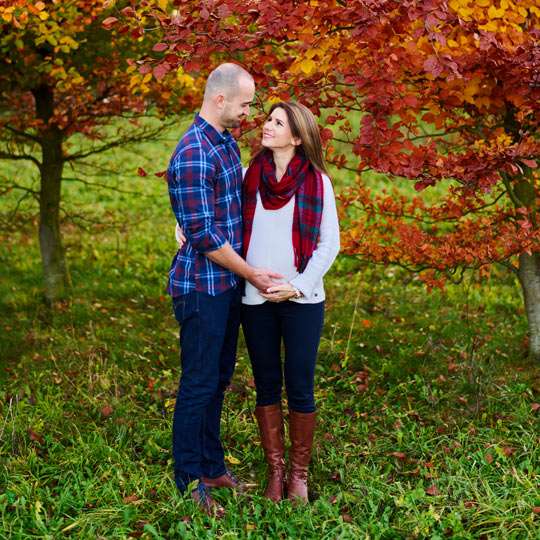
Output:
[
  {"xmin": 518, "ymin": 251, "xmax": 540, "ymax": 362},
  {"xmin": 32, "ymin": 85, "xmax": 70, "ymax": 301}
]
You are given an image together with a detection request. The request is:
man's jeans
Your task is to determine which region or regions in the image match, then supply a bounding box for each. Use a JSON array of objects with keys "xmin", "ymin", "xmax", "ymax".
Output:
[{"xmin": 171, "ymin": 285, "xmax": 241, "ymax": 493}]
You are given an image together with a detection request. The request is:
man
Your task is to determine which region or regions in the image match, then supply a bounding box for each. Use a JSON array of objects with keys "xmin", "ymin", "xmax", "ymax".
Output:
[{"xmin": 166, "ymin": 63, "xmax": 280, "ymax": 517}]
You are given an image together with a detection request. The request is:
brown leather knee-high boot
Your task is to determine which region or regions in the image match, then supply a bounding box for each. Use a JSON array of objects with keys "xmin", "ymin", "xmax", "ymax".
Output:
[
  {"xmin": 255, "ymin": 403, "xmax": 287, "ymax": 502},
  {"xmin": 287, "ymin": 410, "xmax": 317, "ymax": 503}
]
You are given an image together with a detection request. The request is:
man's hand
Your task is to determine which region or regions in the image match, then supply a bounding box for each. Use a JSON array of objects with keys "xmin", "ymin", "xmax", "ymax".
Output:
[
  {"xmin": 260, "ymin": 283, "xmax": 297, "ymax": 302},
  {"xmin": 175, "ymin": 223, "xmax": 187, "ymax": 249},
  {"xmin": 204, "ymin": 242, "xmax": 282, "ymax": 287},
  {"xmin": 246, "ymin": 268, "xmax": 283, "ymax": 292}
]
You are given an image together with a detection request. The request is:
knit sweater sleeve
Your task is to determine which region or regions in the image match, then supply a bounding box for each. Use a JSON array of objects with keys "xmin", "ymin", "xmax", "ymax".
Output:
[{"xmin": 289, "ymin": 174, "xmax": 340, "ymax": 298}]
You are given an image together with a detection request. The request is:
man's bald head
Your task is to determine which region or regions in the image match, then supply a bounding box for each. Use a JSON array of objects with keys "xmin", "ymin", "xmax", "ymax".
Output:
[{"xmin": 203, "ymin": 63, "xmax": 254, "ymax": 102}]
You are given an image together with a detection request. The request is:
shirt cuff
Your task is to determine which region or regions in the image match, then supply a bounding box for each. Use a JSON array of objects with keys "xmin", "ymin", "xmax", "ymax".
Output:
[{"xmin": 289, "ymin": 275, "xmax": 314, "ymax": 299}]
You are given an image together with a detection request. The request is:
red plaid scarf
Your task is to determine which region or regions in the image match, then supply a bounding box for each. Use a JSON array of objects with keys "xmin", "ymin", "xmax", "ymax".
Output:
[{"xmin": 242, "ymin": 149, "xmax": 324, "ymax": 273}]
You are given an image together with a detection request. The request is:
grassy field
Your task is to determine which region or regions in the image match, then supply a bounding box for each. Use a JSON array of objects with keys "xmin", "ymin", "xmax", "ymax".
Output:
[{"xmin": 1, "ymin": 121, "xmax": 539, "ymax": 539}]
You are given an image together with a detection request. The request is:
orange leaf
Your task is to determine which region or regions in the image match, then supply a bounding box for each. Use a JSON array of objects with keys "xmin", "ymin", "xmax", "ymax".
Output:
[{"xmin": 426, "ymin": 484, "xmax": 440, "ymax": 496}]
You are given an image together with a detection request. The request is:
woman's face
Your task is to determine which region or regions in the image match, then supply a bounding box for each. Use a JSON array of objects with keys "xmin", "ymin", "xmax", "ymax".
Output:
[{"xmin": 261, "ymin": 107, "xmax": 301, "ymax": 151}]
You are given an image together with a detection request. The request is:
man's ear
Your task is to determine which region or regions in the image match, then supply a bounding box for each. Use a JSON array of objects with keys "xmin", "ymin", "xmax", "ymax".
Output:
[{"xmin": 215, "ymin": 94, "xmax": 226, "ymax": 110}]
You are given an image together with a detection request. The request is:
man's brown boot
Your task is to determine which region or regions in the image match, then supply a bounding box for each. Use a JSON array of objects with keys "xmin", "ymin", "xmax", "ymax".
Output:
[
  {"xmin": 189, "ymin": 482, "xmax": 226, "ymax": 518},
  {"xmin": 255, "ymin": 403, "xmax": 287, "ymax": 502},
  {"xmin": 287, "ymin": 410, "xmax": 317, "ymax": 504},
  {"xmin": 201, "ymin": 470, "xmax": 246, "ymax": 493}
]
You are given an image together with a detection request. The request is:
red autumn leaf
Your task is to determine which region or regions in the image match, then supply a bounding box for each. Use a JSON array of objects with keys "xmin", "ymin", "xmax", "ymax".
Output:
[
  {"xmin": 532, "ymin": 507, "xmax": 540, "ymax": 515},
  {"xmin": 485, "ymin": 453, "xmax": 493, "ymax": 464},
  {"xmin": 153, "ymin": 64, "xmax": 167, "ymax": 80},
  {"xmin": 521, "ymin": 159, "xmax": 537, "ymax": 168},
  {"xmin": 531, "ymin": 403, "xmax": 540, "ymax": 411},
  {"xmin": 101, "ymin": 16, "xmax": 119, "ymax": 29},
  {"xmin": 101, "ymin": 404, "xmax": 114, "ymax": 416},
  {"xmin": 392, "ymin": 451, "xmax": 407, "ymax": 460},
  {"xmin": 184, "ymin": 60, "xmax": 200, "ymax": 73},
  {"xmin": 152, "ymin": 43, "xmax": 168, "ymax": 52},
  {"xmin": 426, "ymin": 484, "xmax": 440, "ymax": 496},
  {"xmin": 123, "ymin": 494, "xmax": 140, "ymax": 504},
  {"xmin": 28, "ymin": 428, "xmax": 44, "ymax": 444},
  {"xmin": 137, "ymin": 167, "xmax": 147, "ymax": 177},
  {"xmin": 342, "ymin": 513, "xmax": 352, "ymax": 523}
]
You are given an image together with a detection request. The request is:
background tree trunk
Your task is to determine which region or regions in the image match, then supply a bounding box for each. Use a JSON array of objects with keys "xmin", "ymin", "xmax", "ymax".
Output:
[
  {"xmin": 518, "ymin": 251, "xmax": 540, "ymax": 362},
  {"xmin": 33, "ymin": 85, "xmax": 70, "ymax": 301}
]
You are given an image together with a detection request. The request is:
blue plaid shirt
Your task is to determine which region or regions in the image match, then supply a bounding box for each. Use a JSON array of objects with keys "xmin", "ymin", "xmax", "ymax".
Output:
[{"xmin": 167, "ymin": 114, "xmax": 243, "ymax": 297}]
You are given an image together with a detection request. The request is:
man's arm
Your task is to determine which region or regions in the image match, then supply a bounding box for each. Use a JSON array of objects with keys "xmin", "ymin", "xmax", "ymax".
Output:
[
  {"xmin": 205, "ymin": 242, "xmax": 281, "ymax": 291},
  {"xmin": 168, "ymin": 145, "xmax": 281, "ymax": 290}
]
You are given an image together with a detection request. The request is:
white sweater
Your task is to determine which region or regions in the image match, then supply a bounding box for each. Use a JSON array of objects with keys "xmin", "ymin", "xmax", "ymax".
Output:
[{"xmin": 243, "ymin": 173, "xmax": 340, "ymax": 305}]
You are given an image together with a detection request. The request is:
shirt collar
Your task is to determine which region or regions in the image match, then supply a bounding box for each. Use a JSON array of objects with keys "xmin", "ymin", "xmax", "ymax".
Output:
[{"xmin": 194, "ymin": 113, "xmax": 235, "ymax": 146}]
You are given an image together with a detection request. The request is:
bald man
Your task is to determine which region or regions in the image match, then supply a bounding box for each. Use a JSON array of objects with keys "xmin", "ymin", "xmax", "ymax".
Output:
[{"xmin": 166, "ymin": 63, "xmax": 280, "ymax": 517}]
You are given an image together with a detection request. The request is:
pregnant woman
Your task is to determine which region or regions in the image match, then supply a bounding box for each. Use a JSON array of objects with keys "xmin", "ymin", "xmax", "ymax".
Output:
[{"xmin": 177, "ymin": 101, "xmax": 340, "ymax": 504}]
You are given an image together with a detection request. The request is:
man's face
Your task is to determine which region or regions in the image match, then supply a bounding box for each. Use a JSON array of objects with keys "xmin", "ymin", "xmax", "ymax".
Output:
[{"xmin": 220, "ymin": 78, "xmax": 255, "ymax": 129}]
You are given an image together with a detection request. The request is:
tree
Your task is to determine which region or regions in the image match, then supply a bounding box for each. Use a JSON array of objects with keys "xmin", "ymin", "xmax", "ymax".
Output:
[
  {"xmin": 118, "ymin": 0, "xmax": 540, "ymax": 358},
  {"xmin": 0, "ymin": 0, "xmax": 193, "ymax": 301}
]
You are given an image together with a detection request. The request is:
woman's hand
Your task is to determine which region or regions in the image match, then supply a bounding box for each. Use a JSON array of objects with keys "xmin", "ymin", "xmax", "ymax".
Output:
[
  {"xmin": 260, "ymin": 283, "xmax": 298, "ymax": 303},
  {"xmin": 175, "ymin": 223, "xmax": 186, "ymax": 249}
]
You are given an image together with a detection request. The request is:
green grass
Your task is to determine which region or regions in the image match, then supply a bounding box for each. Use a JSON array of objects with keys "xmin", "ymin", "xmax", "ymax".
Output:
[{"xmin": 1, "ymin": 121, "xmax": 540, "ymax": 539}]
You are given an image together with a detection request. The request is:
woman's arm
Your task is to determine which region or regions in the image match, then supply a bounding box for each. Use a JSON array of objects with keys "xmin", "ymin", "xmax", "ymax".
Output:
[{"xmin": 262, "ymin": 174, "xmax": 340, "ymax": 302}]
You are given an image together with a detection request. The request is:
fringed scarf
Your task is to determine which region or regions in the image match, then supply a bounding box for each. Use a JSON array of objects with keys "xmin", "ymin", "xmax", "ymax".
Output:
[{"xmin": 242, "ymin": 149, "xmax": 324, "ymax": 273}]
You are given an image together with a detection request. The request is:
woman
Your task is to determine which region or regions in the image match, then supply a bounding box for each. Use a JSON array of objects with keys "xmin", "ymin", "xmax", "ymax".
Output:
[{"xmin": 176, "ymin": 102, "xmax": 340, "ymax": 503}]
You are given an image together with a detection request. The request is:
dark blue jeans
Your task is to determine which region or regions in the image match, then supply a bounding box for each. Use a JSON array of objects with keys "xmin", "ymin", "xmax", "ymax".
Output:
[
  {"xmin": 241, "ymin": 300, "xmax": 325, "ymax": 414},
  {"xmin": 171, "ymin": 285, "xmax": 241, "ymax": 493}
]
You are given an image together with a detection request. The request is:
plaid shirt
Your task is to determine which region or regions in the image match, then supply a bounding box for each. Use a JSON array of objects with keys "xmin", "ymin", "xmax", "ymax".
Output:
[{"xmin": 167, "ymin": 114, "xmax": 243, "ymax": 297}]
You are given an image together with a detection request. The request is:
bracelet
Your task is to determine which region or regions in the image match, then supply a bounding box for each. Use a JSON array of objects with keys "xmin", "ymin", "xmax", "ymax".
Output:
[{"xmin": 291, "ymin": 285, "xmax": 303, "ymax": 298}]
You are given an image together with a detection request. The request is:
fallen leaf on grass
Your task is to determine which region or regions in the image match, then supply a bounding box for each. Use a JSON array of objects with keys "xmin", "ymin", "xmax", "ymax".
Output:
[
  {"xmin": 426, "ymin": 484, "xmax": 440, "ymax": 496},
  {"xmin": 342, "ymin": 513, "xmax": 352, "ymax": 523},
  {"xmin": 122, "ymin": 494, "xmax": 140, "ymax": 504},
  {"xmin": 28, "ymin": 428, "xmax": 44, "ymax": 444},
  {"xmin": 225, "ymin": 453, "xmax": 241, "ymax": 465},
  {"xmin": 531, "ymin": 403, "xmax": 540, "ymax": 411},
  {"xmin": 485, "ymin": 453, "xmax": 493, "ymax": 464},
  {"xmin": 392, "ymin": 451, "xmax": 407, "ymax": 460},
  {"xmin": 532, "ymin": 507, "xmax": 540, "ymax": 514},
  {"xmin": 101, "ymin": 404, "xmax": 114, "ymax": 416}
]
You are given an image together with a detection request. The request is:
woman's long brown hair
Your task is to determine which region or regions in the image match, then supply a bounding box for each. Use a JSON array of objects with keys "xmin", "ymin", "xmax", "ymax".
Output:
[{"xmin": 252, "ymin": 101, "xmax": 330, "ymax": 176}]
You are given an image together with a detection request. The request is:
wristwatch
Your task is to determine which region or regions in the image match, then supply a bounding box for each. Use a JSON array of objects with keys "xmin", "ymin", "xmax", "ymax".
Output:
[{"xmin": 291, "ymin": 285, "xmax": 303, "ymax": 298}]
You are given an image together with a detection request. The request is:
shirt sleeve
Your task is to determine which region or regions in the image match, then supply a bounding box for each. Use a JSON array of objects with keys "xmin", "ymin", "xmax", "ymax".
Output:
[
  {"xmin": 289, "ymin": 174, "xmax": 341, "ymax": 297},
  {"xmin": 167, "ymin": 144, "xmax": 227, "ymax": 254}
]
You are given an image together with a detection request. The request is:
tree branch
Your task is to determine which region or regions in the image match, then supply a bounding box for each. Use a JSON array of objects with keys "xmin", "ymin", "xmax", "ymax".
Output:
[
  {"xmin": 62, "ymin": 176, "xmax": 160, "ymax": 197},
  {"xmin": 63, "ymin": 127, "xmax": 169, "ymax": 162},
  {"xmin": 1, "ymin": 124, "xmax": 41, "ymax": 144},
  {"xmin": 0, "ymin": 151, "xmax": 40, "ymax": 167}
]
